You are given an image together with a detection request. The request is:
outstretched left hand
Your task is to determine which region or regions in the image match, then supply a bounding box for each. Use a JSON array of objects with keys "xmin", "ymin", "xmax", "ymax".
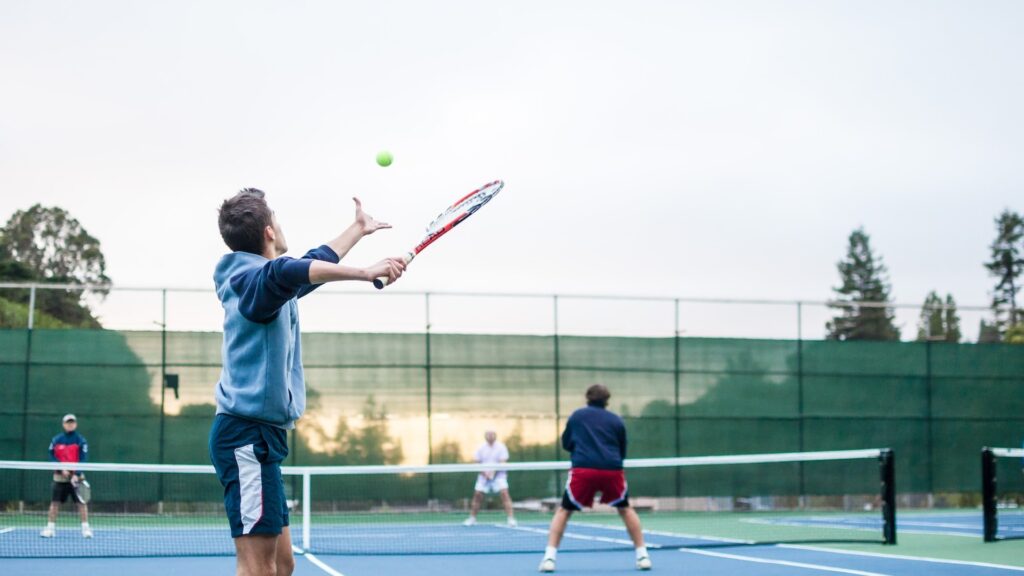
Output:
[{"xmin": 354, "ymin": 197, "xmax": 392, "ymax": 235}]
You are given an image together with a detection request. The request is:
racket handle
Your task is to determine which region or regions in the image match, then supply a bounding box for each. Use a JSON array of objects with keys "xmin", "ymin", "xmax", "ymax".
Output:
[{"xmin": 373, "ymin": 253, "xmax": 415, "ymax": 290}]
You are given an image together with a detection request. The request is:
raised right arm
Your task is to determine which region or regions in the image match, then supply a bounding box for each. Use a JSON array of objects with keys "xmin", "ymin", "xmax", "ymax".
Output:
[{"xmin": 233, "ymin": 257, "xmax": 404, "ymax": 323}]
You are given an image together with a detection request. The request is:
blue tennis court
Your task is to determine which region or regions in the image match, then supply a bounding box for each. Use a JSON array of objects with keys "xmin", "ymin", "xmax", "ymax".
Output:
[
  {"xmin": 6, "ymin": 539, "xmax": 1024, "ymax": 576},
  {"xmin": 5, "ymin": 520, "xmax": 1024, "ymax": 576},
  {"xmin": 752, "ymin": 511, "xmax": 1024, "ymax": 539}
]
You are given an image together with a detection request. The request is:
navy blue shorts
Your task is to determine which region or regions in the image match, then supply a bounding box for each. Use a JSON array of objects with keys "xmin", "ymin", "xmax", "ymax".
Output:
[{"xmin": 209, "ymin": 414, "xmax": 290, "ymax": 538}]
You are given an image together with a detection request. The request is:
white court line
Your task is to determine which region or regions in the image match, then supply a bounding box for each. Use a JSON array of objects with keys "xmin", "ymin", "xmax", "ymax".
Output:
[
  {"xmin": 293, "ymin": 545, "xmax": 346, "ymax": 576},
  {"xmin": 780, "ymin": 544, "xmax": 1024, "ymax": 573},
  {"xmin": 900, "ymin": 520, "xmax": 980, "ymax": 529},
  {"xmin": 740, "ymin": 517, "xmax": 979, "ymax": 538},
  {"xmin": 680, "ymin": 548, "xmax": 890, "ymax": 576},
  {"xmin": 503, "ymin": 523, "xmax": 659, "ymax": 548},
  {"xmin": 574, "ymin": 521, "xmax": 751, "ymax": 545}
]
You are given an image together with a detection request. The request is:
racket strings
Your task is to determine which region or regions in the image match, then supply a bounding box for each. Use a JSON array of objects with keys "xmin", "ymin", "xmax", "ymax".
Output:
[{"xmin": 424, "ymin": 185, "xmax": 501, "ymax": 235}]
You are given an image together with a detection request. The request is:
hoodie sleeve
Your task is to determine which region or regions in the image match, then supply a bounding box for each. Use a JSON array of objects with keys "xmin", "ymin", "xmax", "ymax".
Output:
[
  {"xmin": 230, "ymin": 245, "xmax": 341, "ymax": 322},
  {"xmin": 295, "ymin": 245, "xmax": 341, "ymax": 299},
  {"xmin": 48, "ymin": 435, "xmax": 57, "ymax": 462},
  {"xmin": 78, "ymin": 434, "xmax": 88, "ymax": 463},
  {"xmin": 231, "ymin": 258, "xmax": 314, "ymax": 323}
]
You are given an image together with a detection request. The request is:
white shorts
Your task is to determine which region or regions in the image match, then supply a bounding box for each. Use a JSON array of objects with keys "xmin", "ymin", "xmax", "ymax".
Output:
[{"xmin": 474, "ymin": 475, "xmax": 509, "ymax": 494}]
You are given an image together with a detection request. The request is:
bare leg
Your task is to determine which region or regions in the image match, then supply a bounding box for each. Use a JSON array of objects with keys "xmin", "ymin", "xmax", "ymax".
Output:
[
  {"xmin": 47, "ymin": 502, "xmax": 59, "ymax": 523},
  {"xmin": 617, "ymin": 506, "xmax": 645, "ymax": 547},
  {"xmin": 500, "ymin": 489, "xmax": 515, "ymax": 521},
  {"xmin": 234, "ymin": 533, "xmax": 279, "ymax": 576},
  {"xmin": 469, "ymin": 491, "xmax": 484, "ymax": 518},
  {"xmin": 78, "ymin": 503, "xmax": 89, "ymax": 524},
  {"xmin": 275, "ymin": 527, "xmax": 295, "ymax": 576},
  {"xmin": 546, "ymin": 508, "xmax": 573, "ymax": 548}
]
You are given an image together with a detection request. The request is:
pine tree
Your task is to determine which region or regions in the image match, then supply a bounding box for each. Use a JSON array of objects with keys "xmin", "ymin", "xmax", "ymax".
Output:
[
  {"xmin": 916, "ymin": 291, "xmax": 961, "ymax": 342},
  {"xmin": 943, "ymin": 294, "xmax": 962, "ymax": 343},
  {"xmin": 978, "ymin": 319, "xmax": 1001, "ymax": 343},
  {"xmin": 984, "ymin": 209, "xmax": 1024, "ymax": 337},
  {"xmin": 826, "ymin": 228, "xmax": 900, "ymax": 341}
]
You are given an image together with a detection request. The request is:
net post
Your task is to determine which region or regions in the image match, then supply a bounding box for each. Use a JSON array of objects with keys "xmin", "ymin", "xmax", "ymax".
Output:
[
  {"xmin": 27, "ymin": 284, "xmax": 36, "ymax": 330},
  {"xmin": 673, "ymin": 298, "xmax": 681, "ymax": 499},
  {"xmin": 302, "ymin": 471, "xmax": 312, "ymax": 551},
  {"xmin": 879, "ymin": 448, "xmax": 896, "ymax": 545},
  {"xmin": 982, "ymin": 447, "xmax": 997, "ymax": 542}
]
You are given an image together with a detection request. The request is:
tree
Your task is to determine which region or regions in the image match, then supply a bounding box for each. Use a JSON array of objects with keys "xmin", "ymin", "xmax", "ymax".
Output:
[
  {"xmin": 984, "ymin": 209, "xmax": 1024, "ymax": 339},
  {"xmin": 0, "ymin": 205, "xmax": 109, "ymax": 328},
  {"xmin": 1006, "ymin": 323, "xmax": 1024, "ymax": 344},
  {"xmin": 826, "ymin": 228, "xmax": 900, "ymax": 341},
  {"xmin": 978, "ymin": 319, "xmax": 1002, "ymax": 343},
  {"xmin": 297, "ymin": 391, "xmax": 403, "ymax": 465},
  {"xmin": 0, "ymin": 205, "xmax": 109, "ymax": 284},
  {"xmin": 916, "ymin": 292, "xmax": 961, "ymax": 342}
]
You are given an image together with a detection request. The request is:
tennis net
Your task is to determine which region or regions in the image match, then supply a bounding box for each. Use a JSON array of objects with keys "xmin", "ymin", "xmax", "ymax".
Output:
[
  {"xmin": 0, "ymin": 448, "xmax": 895, "ymax": 558},
  {"xmin": 982, "ymin": 447, "xmax": 1024, "ymax": 542}
]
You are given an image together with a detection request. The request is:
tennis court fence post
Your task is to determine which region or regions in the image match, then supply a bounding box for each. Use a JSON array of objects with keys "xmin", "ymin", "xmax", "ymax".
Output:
[
  {"xmin": 880, "ymin": 448, "xmax": 896, "ymax": 545},
  {"xmin": 981, "ymin": 447, "xmax": 997, "ymax": 542},
  {"xmin": 18, "ymin": 285, "xmax": 36, "ymax": 510},
  {"xmin": 302, "ymin": 470, "xmax": 312, "ymax": 551}
]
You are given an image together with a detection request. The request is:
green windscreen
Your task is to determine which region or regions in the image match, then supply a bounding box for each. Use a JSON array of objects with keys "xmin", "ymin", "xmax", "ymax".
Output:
[{"xmin": 0, "ymin": 328, "xmax": 1021, "ymax": 498}]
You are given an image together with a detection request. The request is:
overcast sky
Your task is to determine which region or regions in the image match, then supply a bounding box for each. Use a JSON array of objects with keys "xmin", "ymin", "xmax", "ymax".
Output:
[{"xmin": 1, "ymin": 1, "xmax": 1022, "ymax": 338}]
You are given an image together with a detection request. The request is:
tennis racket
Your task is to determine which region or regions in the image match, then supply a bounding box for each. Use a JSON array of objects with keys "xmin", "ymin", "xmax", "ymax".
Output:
[
  {"xmin": 373, "ymin": 180, "xmax": 504, "ymax": 289},
  {"xmin": 71, "ymin": 475, "xmax": 91, "ymax": 505}
]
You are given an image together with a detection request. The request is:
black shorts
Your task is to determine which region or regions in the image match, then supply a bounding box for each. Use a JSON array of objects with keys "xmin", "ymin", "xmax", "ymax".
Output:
[
  {"xmin": 51, "ymin": 481, "xmax": 76, "ymax": 504},
  {"xmin": 209, "ymin": 414, "xmax": 290, "ymax": 538}
]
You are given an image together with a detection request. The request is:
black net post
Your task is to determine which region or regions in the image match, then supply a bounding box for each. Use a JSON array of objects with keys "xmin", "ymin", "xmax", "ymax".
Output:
[
  {"xmin": 982, "ymin": 447, "xmax": 997, "ymax": 542},
  {"xmin": 880, "ymin": 448, "xmax": 896, "ymax": 545}
]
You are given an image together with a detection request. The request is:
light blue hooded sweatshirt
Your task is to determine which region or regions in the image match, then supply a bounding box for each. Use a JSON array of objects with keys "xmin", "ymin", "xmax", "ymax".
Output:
[{"xmin": 212, "ymin": 245, "xmax": 339, "ymax": 429}]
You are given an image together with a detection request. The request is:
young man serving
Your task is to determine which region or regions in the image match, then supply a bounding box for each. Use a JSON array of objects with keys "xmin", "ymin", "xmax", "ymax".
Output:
[{"xmin": 210, "ymin": 189, "xmax": 405, "ymax": 576}]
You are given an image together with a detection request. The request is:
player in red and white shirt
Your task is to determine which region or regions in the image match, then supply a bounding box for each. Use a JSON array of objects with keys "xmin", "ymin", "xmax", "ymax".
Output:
[
  {"xmin": 463, "ymin": 430, "xmax": 517, "ymax": 527},
  {"xmin": 40, "ymin": 414, "xmax": 92, "ymax": 539}
]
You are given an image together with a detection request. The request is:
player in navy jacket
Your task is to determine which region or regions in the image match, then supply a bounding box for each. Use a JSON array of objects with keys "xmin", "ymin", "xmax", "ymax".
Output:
[
  {"xmin": 40, "ymin": 414, "xmax": 91, "ymax": 539},
  {"xmin": 540, "ymin": 385, "xmax": 651, "ymax": 572}
]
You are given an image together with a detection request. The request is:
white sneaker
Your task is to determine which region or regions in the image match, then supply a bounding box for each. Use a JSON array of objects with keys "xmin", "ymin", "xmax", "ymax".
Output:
[
  {"xmin": 636, "ymin": 555, "xmax": 652, "ymax": 570},
  {"xmin": 538, "ymin": 558, "xmax": 556, "ymax": 573},
  {"xmin": 82, "ymin": 526, "xmax": 93, "ymax": 539},
  {"xmin": 507, "ymin": 518, "xmax": 518, "ymax": 527},
  {"xmin": 40, "ymin": 527, "xmax": 54, "ymax": 538},
  {"xmin": 462, "ymin": 517, "xmax": 477, "ymax": 527}
]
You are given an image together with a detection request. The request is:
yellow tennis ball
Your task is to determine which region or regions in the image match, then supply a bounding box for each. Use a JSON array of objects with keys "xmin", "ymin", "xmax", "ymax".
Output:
[{"xmin": 376, "ymin": 151, "xmax": 393, "ymax": 167}]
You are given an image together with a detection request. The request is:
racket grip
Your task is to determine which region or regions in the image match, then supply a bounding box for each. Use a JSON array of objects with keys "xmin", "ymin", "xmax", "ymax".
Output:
[{"xmin": 373, "ymin": 253, "xmax": 415, "ymax": 290}]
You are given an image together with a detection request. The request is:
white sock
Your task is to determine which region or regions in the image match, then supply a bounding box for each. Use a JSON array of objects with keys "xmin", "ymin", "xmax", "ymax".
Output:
[
  {"xmin": 81, "ymin": 522, "xmax": 90, "ymax": 529},
  {"xmin": 46, "ymin": 522, "xmax": 55, "ymax": 529},
  {"xmin": 635, "ymin": 546, "xmax": 648, "ymax": 559},
  {"xmin": 545, "ymin": 546, "xmax": 558, "ymax": 560}
]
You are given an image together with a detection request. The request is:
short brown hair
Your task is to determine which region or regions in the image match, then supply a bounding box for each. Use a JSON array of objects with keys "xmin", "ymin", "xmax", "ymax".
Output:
[
  {"xmin": 585, "ymin": 384, "xmax": 611, "ymax": 407},
  {"xmin": 218, "ymin": 188, "xmax": 272, "ymax": 254}
]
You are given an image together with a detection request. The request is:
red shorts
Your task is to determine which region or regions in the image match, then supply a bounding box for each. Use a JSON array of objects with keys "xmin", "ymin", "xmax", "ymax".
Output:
[{"xmin": 563, "ymin": 467, "xmax": 629, "ymax": 510}]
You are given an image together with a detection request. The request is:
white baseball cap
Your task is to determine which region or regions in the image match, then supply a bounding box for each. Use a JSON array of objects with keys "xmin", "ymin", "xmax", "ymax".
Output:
[{"xmin": 62, "ymin": 414, "xmax": 77, "ymax": 423}]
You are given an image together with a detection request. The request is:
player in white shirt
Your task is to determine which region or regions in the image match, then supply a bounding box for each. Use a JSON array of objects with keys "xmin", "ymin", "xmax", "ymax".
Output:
[{"xmin": 463, "ymin": 430, "xmax": 517, "ymax": 527}]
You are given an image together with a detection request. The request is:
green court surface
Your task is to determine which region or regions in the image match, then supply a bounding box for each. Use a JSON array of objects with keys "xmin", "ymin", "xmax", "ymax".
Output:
[{"xmin": 626, "ymin": 508, "xmax": 1024, "ymax": 565}]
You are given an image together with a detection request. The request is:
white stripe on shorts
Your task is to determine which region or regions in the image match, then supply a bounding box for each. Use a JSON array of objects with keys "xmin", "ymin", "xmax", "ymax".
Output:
[
  {"xmin": 564, "ymin": 469, "xmax": 584, "ymax": 509},
  {"xmin": 234, "ymin": 444, "xmax": 263, "ymax": 535}
]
